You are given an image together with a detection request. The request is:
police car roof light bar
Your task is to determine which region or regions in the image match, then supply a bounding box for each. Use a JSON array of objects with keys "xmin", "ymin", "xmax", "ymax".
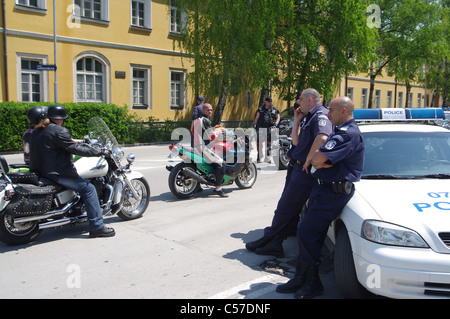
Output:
[{"xmin": 354, "ymin": 108, "xmax": 445, "ymax": 121}]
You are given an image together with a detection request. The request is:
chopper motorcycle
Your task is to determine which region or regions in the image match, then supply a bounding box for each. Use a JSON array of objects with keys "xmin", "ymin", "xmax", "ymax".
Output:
[
  {"xmin": 0, "ymin": 117, "xmax": 150, "ymax": 245},
  {"xmin": 166, "ymin": 128, "xmax": 257, "ymax": 199}
]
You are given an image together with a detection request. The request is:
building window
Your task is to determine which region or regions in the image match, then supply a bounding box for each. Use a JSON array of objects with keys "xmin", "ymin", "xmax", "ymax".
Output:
[
  {"xmin": 170, "ymin": 69, "xmax": 186, "ymax": 110},
  {"xmin": 408, "ymin": 92, "xmax": 413, "ymax": 107},
  {"xmin": 398, "ymin": 92, "xmax": 404, "ymax": 108},
  {"xmin": 21, "ymin": 60, "xmax": 41, "ymax": 102},
  {"xmin": 375, "ymin": 90, "xmax": 381, "ymax": 108},
  {"xmin": 74, "ymin": 0, "xmax": 109, "ymax": 21},
  {"xmin": 16, "ymin": 0, "xmax": 46, "ymax": 10},
  {"xmin": 361, "ymin": 88, "xmax": 368, "ymax": 109},
  {"xmin": 169, "ymin": 0, "xmax": 186, "ymax": 34},
  {"xmin": 346, "ymin": 87, "xmax": 354, "ymax": 102},
  {"xmin": 417, "ymin": 93, "xmax": 422, "ymax": 107},
  {"xmin": 17, "ymin": 54, "xmax": 49, "ymax": 102},
  {"xmin": 387, "ymin": 91, "xmax": 393, "ymax": 108},
  {"xmin": 76, "ymin": 57, "xmax": 105, "ymax": 102},
  {"xmin": 131, "ymin": 65, "xmax": 151, "ymax": 110},
  {"xmin": 131, "ymin": 0, "xmax": 151, "ymax": 29}
]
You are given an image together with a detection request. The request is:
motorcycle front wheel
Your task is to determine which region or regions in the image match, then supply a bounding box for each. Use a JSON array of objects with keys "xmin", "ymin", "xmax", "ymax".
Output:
[
  {"xmin": 168, "ymin": 163, "xmax": 201, "ymax": 199},
  {"xmin": 0, "ymin": 210, "xmax": 41, "ymax": 245},
  {"xmin": 117, "ymin": 177, "xmax": 150, "ymax": 220},
  {"xmin": 235, "ymin": 163, "xmax": 257, "ymax": 189}
]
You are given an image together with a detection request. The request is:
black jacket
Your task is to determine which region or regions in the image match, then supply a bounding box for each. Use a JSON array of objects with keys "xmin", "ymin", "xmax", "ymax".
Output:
[{"xmin": 30, "ymin": 123, "xmax": 102, "ymax": 178}]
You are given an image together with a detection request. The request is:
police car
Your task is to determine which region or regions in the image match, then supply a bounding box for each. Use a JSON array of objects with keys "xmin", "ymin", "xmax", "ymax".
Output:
[{"xmin": 327, "ymin": 108, "xmax": 450, "ymax": 299}]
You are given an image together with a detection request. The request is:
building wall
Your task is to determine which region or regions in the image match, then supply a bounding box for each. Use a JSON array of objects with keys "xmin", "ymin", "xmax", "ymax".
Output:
[{"xmin": 0, "ymin": 0, "xmax": 436, "ymax": 124}]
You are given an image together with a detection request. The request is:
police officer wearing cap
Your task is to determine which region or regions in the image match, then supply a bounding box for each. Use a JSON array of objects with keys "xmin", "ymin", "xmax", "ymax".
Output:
[
  {"xmin": 276, "ymin": 96, "xmax": 365, "ymax": 299},
  {"xmin": 246, "ymin": 89, "xmax": 332, "ymax": 257},
  {"xmin": 29, "ymin": 105, "xmax": 115, "ymax": 238}
]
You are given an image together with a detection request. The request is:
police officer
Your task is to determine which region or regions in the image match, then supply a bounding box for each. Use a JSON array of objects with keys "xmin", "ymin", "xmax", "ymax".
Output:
[
  {"xmin": 253, "ymin": 97, "xmax": 280, "ymax": 162},
  {"xmin": 246, "ymin": 89, "xmax": 332, "ymax": 257},
  {"xmin": 276, "ymin": 96, "xmax": 365, "ymax": 299}
]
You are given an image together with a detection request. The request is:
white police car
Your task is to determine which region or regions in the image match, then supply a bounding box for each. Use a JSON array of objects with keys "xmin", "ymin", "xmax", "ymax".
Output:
[{"xmin": 328, "ymin": 108, "xmax": 450, "ymax": 299}]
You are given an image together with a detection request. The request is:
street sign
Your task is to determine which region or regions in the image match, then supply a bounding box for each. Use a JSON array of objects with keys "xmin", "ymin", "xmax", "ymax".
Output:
[{"xmin": 36, "ymin": 64, "xmax": 57, "ymax": 71}]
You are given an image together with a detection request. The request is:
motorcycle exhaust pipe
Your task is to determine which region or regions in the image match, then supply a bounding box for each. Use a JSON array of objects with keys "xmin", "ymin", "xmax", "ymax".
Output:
[
  {"xmin": 182, "ymin": 167, "xmax": 211, "ymax": 185},
  {"xmin": 14, "ymin": 196, "xmax": 81, "ymax": 224},
  {"xmin": 39, "ymin": 214, "xmax": 88, "ymax": 229}
]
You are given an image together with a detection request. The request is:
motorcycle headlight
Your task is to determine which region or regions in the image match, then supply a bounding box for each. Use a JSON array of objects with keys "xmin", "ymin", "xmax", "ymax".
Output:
[
  {"xmin": 112, "ymin": 147, "xmax": 125, "ymax": 162},
  {"xmin": 361, "ymin": 220, "xmax": 429, "ymax": 248}
]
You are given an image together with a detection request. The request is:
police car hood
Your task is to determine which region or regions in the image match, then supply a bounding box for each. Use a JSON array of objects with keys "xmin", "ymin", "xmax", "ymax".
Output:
[{"xmin": 355, "ymin": 179, "xmax": 450, "ymax": 234}]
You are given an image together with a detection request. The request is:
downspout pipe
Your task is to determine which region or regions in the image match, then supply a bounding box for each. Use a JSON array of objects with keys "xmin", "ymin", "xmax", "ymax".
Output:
[{"xmin": 1, "ymin": 0, "xmax": 9, "ymax": 101}]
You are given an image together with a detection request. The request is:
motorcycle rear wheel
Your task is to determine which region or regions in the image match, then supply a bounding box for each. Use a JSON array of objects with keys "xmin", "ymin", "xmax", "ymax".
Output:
[
  {"xmin": 0, "ymin": 210, "xmax": 42, "ymax": 245},
  {"xmin": 168, "ymin": 163, "xmax": 201, "ymax": 199},
  {"xmin": 117, "ymin": 177, "xmax": 150, "ymax": 220},
  {"xmin": 235, "ymin": 163, "xmax": 257, "ymax": 189}
]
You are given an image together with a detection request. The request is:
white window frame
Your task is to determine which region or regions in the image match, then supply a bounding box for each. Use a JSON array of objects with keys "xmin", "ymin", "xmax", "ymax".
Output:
[
  {"xmin": 130, "ymin": 0, "xmax": 152, "ymax": 30},
  {"xmin": 361, "ymin": 88, "xmax": 368, "ymax": 109},
  {"xmin": 73, "ymin": 52, "xmax": 110, "ymax": 103},
  {"xmin": 398, "ymin": 92, "xmax": 404, "ymax": 108},
  {"xmin": 375, "ymin": 89, "xmax": 381, "ymax": 108},
  {"xmin": 408, "ymin": 92, "xmax": 413, "ymax": 107},
  {"xmin": 169, "ymin": 0, "xmax": 186, "ymax": 34},
  {"xmin": 15, "ymin": 0, "xmax": 46, "ymax": 11},
  {"xmin": 387, "ymin": 91, "xmax": 393, "ymax": 108},
  {"xmin": 73, "ymin": 0, "xmax": 109, "ymax": 22},
  {"xmin": 346, "ymin": 87, "xmax": 354, "ymax": 102},
  {"xmin": 130, "ymin": 64, "xmax": 152, "ymax": 110},
  {"xmin": 417, "ymin": 93, "xmax": 422, "ymax": 107},
  {"xmin": 16, "ymin": 53, "xmax": 49, "ymax": 102},
  {"xmin": 169, "ymin": 68, "xmax": 187, "ymax": 110}
]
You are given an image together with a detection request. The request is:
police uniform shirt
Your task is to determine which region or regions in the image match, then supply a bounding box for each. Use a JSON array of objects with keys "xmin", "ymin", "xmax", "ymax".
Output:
[
  {"xmin": 313, "ymin": 119, "xmax": 365, "ymax": 183},
  {"xmin": 257, "ymin": 105, "xmax": 279, "ymax": 128},
  {"xmin": 291, "ymin": 104, "xmax": 332, "ymax": 164}
]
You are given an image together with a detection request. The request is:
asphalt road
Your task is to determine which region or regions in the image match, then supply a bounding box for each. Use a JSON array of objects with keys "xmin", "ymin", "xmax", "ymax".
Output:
[{"xmin": 0, "ymin": 144, "xmax": 343, "ymax": 300}]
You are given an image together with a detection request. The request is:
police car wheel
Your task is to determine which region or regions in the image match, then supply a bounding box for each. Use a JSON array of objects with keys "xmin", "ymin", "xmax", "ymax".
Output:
[{"xmin": 334, "ymin": 228, "xmax": 371, "ymax": 299}]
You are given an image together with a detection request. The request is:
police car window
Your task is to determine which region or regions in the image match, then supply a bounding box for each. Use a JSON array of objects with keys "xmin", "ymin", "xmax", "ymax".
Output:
[{"xmin": 362, "ymin": 132, "xmax": 450, "ymax": 178}]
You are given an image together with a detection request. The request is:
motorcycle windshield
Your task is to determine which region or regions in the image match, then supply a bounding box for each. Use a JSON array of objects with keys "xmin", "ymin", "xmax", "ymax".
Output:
[{"xmin": 87, "ymin": 117, "xmax": 119, "ymax": 150}]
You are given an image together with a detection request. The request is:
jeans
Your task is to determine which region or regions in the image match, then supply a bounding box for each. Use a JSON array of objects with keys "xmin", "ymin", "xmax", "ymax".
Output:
[{"xmin": 47, "ymin": 175, "xmax": 105, "ymax": 231}]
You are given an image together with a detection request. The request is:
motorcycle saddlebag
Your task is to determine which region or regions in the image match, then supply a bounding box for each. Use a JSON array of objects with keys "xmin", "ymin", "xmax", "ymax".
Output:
[{"xmin": 5, "ymin": 184, "xmax": 58, "ymax": 217}]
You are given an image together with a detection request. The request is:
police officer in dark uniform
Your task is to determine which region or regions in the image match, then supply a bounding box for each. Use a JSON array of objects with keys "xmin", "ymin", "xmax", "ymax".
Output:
[
  {"xmin": 276, "ymin": 96, "xmax": 365, "ymax": 299},
  {"xmin": 253, "ymin": 97, "xmax": 280, "ymax": 162},
  {"xmin": 246, "ymin": 89, "xmax": 332, "ymax": 257}
]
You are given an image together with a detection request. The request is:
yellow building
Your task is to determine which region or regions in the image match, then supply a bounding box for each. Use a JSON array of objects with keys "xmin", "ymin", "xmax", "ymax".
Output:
[
  {"xmin": 0, "ymin": 0, "xmax": 435, "ymax": 124},
  {"xmin": 337, "ymin": 70, "xmax": 434, "ymax": 109}
]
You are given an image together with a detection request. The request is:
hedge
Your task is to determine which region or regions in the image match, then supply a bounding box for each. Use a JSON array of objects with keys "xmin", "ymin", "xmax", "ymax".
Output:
[{"xmin": 0, "ymin": 102, "xmax": 185, "ymax": 152}]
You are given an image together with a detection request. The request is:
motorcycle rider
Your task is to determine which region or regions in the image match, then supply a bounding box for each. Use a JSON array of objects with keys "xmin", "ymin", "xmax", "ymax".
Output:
[
  {"xmin": 29, "ymin": 105, "xmax": 115, "ymax": 238},
  {"xmin": 193, "ymin": 103, "xmax": 228, "ymax": 198},
  {"xmin": 23, "ymin": 106, "xmax": 48, "ymax": 165}
]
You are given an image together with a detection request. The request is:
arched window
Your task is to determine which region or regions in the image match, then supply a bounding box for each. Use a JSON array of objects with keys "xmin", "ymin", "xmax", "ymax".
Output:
[{"xmin": 74, "ymin": 52, "xmax": 110, "ymax": 103}]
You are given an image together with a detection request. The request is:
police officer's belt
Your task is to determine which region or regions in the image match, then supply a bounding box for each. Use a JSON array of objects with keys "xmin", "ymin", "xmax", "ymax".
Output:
[{"xmin": 317, "ymin": 179, "xmax": 353, "ymax": 195}]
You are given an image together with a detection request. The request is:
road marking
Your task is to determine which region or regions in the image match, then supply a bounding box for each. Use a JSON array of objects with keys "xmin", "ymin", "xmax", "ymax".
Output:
[{"xmin": 208, "ymin": 273, "xmax": 286, "ymax": 299}]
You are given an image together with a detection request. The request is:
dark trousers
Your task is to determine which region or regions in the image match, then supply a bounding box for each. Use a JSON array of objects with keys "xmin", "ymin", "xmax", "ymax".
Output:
[
  {"xmin": 264, "ymin": 164, "xmax": 315, "ymax": 239},
  {"xmin": 297, "ymin": 183, "xmax": 355, "ymax": 266}
]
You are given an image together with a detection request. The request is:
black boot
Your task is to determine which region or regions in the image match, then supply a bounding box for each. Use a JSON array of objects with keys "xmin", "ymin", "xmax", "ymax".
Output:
[
  {"xmin": 294, "ymin": 266, "xmax": 323, "ymax": 299},
  {"xmin": 276, "ymin": 264, "xmax": 306, "ymax": 293},
  {"xmin": 254, "ymin": 235, "xmax": 284, "ymax": 258},
  {"xmin": 245, "ymin": 236, "xmax": 272, "ymax": 252}
]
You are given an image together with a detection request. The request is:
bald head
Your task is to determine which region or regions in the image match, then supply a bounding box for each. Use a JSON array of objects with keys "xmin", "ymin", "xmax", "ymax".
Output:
[{"xmin": 327, "ymin": 96, "xmax": 355, "ymax": 126}]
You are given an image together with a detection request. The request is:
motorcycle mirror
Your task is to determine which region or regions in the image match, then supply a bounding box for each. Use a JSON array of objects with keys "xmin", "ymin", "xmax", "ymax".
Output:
[{"xmin": 127, "ymin": 154, "xmax": 135, "ymax": 164}]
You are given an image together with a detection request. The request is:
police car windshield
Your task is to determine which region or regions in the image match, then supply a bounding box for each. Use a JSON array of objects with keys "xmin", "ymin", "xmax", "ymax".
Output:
[{"xmin": 362, "ymin": 131, "xmax": 450, "ymax": 179}]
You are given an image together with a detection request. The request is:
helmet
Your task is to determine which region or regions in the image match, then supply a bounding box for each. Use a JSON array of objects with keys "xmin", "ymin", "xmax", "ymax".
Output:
[
  {"xmin": 27, "ymin": 106, "xmax": 48, "ymax": 124},
  {"xmin": 47, "ymin": 105, "xmax": 68, "ymax": 120}
]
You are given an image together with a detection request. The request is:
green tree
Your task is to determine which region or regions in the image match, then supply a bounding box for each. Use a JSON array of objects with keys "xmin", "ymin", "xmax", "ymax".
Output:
[{"xmin": 367, "ymin": 0, "xmax": 446, "ymax": 108}]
